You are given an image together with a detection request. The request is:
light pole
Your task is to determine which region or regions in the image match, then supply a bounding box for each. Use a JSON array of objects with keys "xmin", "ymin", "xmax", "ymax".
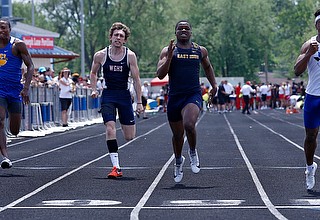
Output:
[
  {"xmin": 80, "ymin": 0, "xmax": 85, "ymax": 76},
  {"xmin": 31, "ymin": 0, "xmax": 34, "ymax": 26}
]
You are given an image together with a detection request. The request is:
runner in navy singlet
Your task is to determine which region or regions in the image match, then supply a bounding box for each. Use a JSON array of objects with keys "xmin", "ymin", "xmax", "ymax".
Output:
[
  {"xmin": 156, "ymin": 20, "xmax": 217, "ymax": 183},
  {"xmin": 0, "ymin": 18, "xmax": 34, "ymax": 169},
  {"xmin": 90, "ymin": 22, "xmax": 143, "ymax": 178}
]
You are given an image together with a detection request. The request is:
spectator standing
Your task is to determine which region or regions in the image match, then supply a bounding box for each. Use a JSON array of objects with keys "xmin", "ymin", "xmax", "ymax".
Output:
[
  {"xmin": 90, "ymin": 22, "xmax": 143, "ymax": 178},
  {"xmin": 217, "ymin": 81, "xmax": 226, "ymax": 113},
  {"xmin": 235, "ymin": 82, "xmax": 242, "ymax": 110},
  {"xmin": 0, "ymin": 18, "xmax": 34, "ymax": 168},
  {"xmin": 141, "ymin": 81, "xmax": 149, "ymax": 119},
  {"xmin": 294, "ymin": 9, "xmax": 320, "ymax": 190},
  {"xmin": 223, "ymin": 80, "xmax": 234, "ymax": 111},
  {"xmin": 59, "ymin": 67, "xmax": 74, "ymax": 127},
  {"xmin": 241, "ymin": 81, "xmax": 255, "ymax": 114},
  {"xmin": 278, "ymin": 82, "xmax": 285, "ymax": 109},
  {"xmin": 259, "ymin": 83, "xmax": 269, "ymax": 109},
  {"xmin": 267, "ymin": 83, "xmax": 272, "ymax": 108},
  {"xmin": 156, "ymin": 20, "xmax": 217, "ymax": 183}
]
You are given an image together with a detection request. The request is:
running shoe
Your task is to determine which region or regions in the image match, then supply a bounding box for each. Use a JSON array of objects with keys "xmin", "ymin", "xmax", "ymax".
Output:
[
  {"xmin": 305, "ymin": 162, "xmax": 317, "ymax": 190},
  {"xmin": 188, "ymin": 150, "xmax": 200, "ymax": 174},
  {"xmin": 174, "ymin": 156, "xmax": 185, "ymax": 183},
  {"xmin": 1, "ymin": 158, "xmax": 12, "ymax": 169},
  {"xmin": 107, "ymin": 166, "xmax": 123, "ymax": 179}
]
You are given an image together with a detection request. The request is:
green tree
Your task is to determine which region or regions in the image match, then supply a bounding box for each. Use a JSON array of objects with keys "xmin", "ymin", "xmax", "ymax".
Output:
[{"xmin": 273, "ymin": 0, "xmax": 315, "ymax": 79}]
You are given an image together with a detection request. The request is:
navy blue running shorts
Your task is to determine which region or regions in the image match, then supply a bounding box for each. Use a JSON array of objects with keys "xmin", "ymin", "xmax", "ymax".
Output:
[
  {"xmin": 167, "ymin": 92, "xmax": 202, "ymax": 122},
  {"xmin": 100, "ymin": 89, "xmax": 135, "ymax": 125},
  {"xmin": 304, "ymin": 93, "xmax": 320, "ymax": 129},
  {"xmin": 0, "ymin": 96, "xmax": 21, "ymax": 113}
]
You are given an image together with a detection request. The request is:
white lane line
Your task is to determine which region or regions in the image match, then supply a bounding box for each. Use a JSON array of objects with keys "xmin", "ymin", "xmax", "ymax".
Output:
[
  {"xmin": 224, "ymin": 115, "xmax": 287, "ymax": 220},
  {"xmin": 41, "ymin": 200, "xmax": 122, "ymax": 206},
  {"xmin": 0, "ymin": 123, "xmax": 167, "ymax": 213},
  {"xmin": 12, "ymin": 133, "xmax": 104, "ymax": 163},
  {"xmin": 8, "ymin": 205, "xmax": 320, "ymax": 209},
  {"xmin": 258, "ymin": 111, "xmax": 304, "ymax": 129},
  {"xmin": 8, "ymin": 124, "xmax": 97, "ymax": 147},
  {"xmin": 163, "ymin": 200, "xmax": 245, "ymax": 206},
  {"xmin": 248, "ymin": 116, "xmax": 320, "ymax": 161},
  {"xmin": 130, "ymin": 113, "xmax": 205, "ymax": 220}
]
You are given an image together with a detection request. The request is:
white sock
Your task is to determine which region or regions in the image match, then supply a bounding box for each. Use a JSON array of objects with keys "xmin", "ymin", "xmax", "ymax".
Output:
[
  {"xmin": 110, "ymin": 153, "xmax": 120, "ymax": 169},
  {"xmin": 307, "ymin": 164, "xmax": 314, "ymax": 172}
]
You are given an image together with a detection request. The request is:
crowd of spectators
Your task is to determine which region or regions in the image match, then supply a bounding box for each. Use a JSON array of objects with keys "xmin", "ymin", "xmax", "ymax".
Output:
[
  {"xmin": 28, "ymin": 67, "xmax": 93, "ymax": 90},
  {"xmin": 201, "ymin": 80, "xmax": 306, "ymax": 114}
]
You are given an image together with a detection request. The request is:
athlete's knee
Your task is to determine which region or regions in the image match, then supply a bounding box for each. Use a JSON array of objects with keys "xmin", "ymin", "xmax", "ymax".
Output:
[
  {"xmin": 305, "ymin": 134, "xmax": 317, "ymax": 144},
  {"xmin": 183, "ymin": 121, "xmax": 196, "ymax": 132},
  {"xmin": 124, "ymin": 132, "xmax": 135, "ymax": 141},
  {"xmin": 172, "ymin": 130, "xmax": 184, "ymax": 141},
  {"xmin": 106, "ymin": 125, "xmax": 116, "ymax": 137}
]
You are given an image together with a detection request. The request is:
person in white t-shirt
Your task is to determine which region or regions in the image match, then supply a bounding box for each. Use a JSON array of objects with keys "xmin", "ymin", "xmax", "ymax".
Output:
[
  {"xmin": 259, "ymin": 83, "xmax": 269, "ymax": 109},
  {"xmin": 141, "ymin": 81, "xmax": 149, "ymax": 119},
  {"xmin": 240, "ymin": 81, "xmax": 255, "ymax": 114},
  {"xmin": 59, "ymin": 67, "xmax": 74, "ymax": 127}
]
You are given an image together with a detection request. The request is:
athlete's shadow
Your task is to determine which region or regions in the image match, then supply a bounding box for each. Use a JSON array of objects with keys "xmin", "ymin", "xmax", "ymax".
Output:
[
  {"xmin": 0, "ymin": 174, "xmax": 27, "ymax": 178},
  {"xmin": 94, "ymin": 177, "xmax": 138, "ymax": 181},
  {"xmin": 305, "ymin": 189, "xmax": 320, "ymax": 197},
  {"xmin": 164, "ymin": 183, "xmax": 215, "ymax": 190}
]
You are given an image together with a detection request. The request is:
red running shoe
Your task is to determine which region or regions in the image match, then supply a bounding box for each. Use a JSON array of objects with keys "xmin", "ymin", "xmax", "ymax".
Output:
[{"xmin": 107, "ymin": 166, "xmax": 123, "ymax": 178}]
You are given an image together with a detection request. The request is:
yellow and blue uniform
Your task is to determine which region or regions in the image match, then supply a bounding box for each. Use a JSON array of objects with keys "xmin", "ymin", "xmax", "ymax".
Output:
[
  {"xmin": 0, "ymin": 37, "xmax": 23, "ymax": 113},
  {"xmin": 167, "ymin": 42, "xmax": 202, "ymax": 122},
  {"xmin": 0, "ymin": 37, "xmax": 23, "ymax": 101}
]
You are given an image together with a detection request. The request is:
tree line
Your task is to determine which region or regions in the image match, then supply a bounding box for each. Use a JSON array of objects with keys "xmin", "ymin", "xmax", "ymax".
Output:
[{"xmin": 12, "ymin": 0, "xmax": 319, "ymax": 81}]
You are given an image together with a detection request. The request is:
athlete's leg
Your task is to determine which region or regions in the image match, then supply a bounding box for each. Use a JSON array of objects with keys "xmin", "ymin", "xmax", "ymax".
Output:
[
  {"xmin": 304, "ymin": 127, "xmax": 319, "ymax": 165},
  {"xmin": 169, "ymin": 120, "xmax": 184, "ymax": 158},
  {"xmin": 8, "ymin": 112, "xmax": 21, "ymax": 136},
  {"xmin": 181, "ymin": 103, "xmax": 200, "ymax": 151},
  {"xmin": 121, "ymin": 124, "xmax": 136, "ymax": 141},
  {"xmin": 7, "ymin": 101, "xmax": 22, "ymax": 136},
  {"xmin": 0, "ymin": 106, "xmax": 7, "ymax": 158}
]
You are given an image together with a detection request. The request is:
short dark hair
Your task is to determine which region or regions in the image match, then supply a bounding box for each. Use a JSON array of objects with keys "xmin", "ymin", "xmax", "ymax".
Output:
[
  {"xmin": 175, "ymin": 20, "xmax": 192, "ymax": 31},
  {"xmin": 315, "ymin": 9, "xmax": 320, "ymax": 17},
  {"xmin": 0, "ymin": 17, "xmax": 11, "ymax": 30}
]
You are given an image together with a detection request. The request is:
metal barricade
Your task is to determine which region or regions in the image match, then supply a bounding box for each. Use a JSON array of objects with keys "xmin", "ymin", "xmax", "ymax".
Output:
[{"xmin": 17, "ymin": 84, "xmax": 102, "ymax": 135}]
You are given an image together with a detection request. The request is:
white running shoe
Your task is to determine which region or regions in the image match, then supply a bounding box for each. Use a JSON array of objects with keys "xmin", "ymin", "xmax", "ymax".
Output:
[
  {"xmin": 188, "ymin": 150, "xmax": 200, "ymax": 174},
  {"xmin": 305, "ymin": 162, "xmax": 317, "ymax": 190},
  {"xmin": 174, "ymin": 156, "xmax": 185, "ymax": 183},
  {"xmin": 1, "ymin": 158, "xmax": 12, "ymax": 169}
]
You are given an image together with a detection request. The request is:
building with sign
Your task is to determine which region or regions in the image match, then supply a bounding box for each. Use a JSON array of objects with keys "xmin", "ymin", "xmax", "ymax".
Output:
[
  {"xmin": 1, "ymin": 0, "xmax": 79, "ymax": 70},
  {"xmin": 11, "ymin": 21, "xmax": 79, "ymax": 69}
]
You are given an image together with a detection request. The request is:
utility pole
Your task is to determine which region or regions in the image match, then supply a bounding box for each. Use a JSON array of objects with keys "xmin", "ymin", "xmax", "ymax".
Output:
[
  {"xmin": 31, "ymin": 0, "xmax": 34, "ymax": 26},
  {"xmin": 264, "ymin": 52, "xmax": 268, "ymax": 83},
  {"xmin": 80, "ymin": 0, "xmax": 85, "ymax": 76}
]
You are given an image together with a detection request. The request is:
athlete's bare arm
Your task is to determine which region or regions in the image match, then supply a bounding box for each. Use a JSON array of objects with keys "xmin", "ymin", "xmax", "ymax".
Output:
[
  {"xmin": 156, "ymin": 39, "xmax": 175, "ymax": 79},
  {"xmin": 294, "ymin": 39, "xmax": 317, "ymax": 76},
  {"xmin": 200, "ymin": 46, "xmax": 217, "ymax": 97},
  {"xmin": 90, "ymin": 49, "xmax": 105, "ymax": 98},
  {"xmin": 128, "ymin": 50, "xmax": 143, "ymax": 113},
  {"xmin": 14, "ymin": 39, "xmax": 34, "ymax": 104}
]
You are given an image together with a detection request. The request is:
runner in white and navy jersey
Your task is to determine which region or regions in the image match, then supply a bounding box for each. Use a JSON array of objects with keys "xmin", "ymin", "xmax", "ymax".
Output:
[
  {"xmin": 294, "ymin": 9, "xmax": 320, "ymax": 190},
  {"xmin": 90, "ymin": 22, "xmax": 143, "ymax": 178},
  {"xmin": 156, "ymin": 20, "xmax": 217, "ymax": 183},
  {"xmin": 0, "ymin": 18, "xmax": 34, "ymax": 169}
]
